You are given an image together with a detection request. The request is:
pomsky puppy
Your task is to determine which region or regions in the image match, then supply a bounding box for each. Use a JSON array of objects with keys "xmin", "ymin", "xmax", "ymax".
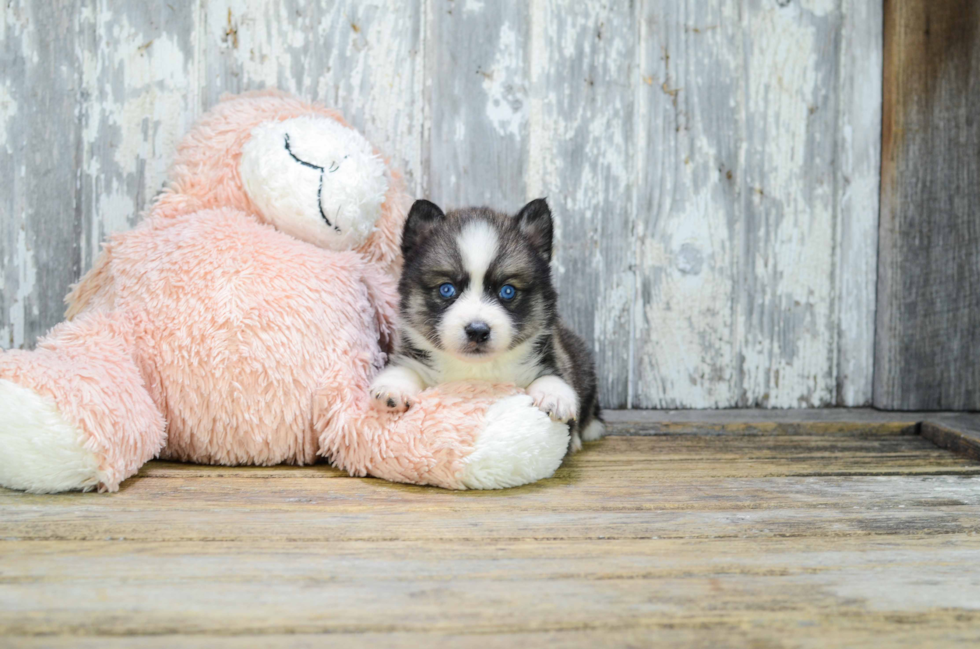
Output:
[{"xmin": 370, "ymin": 198, "xmax": 603, "ymax": 453}]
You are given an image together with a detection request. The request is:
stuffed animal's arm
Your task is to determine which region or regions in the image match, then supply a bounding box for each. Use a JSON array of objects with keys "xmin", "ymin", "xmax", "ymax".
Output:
[{"xmin": 314, "ymin": 378, "xmax": 569, "ymax": 490}]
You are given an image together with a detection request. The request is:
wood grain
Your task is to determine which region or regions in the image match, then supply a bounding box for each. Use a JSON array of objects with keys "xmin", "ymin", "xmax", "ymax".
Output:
[
  {"xmin": 605, "ymin": 406, "xmax": 925, "ymax": 425},
  {"xmin": 530, "ymin": 0, "xmax": 636, "ymax": 407},
  {"xmin": 79, "ymin": 0, "xmax": 202, "ymax": 260},
  {"xmin": 3, "ymin": 536, "xmax": 980, "ymax": 638},
  {"xmin": 632, "ymin": 0, "xmax": 882, "ymax": 408},
  {"xmin": 425, "ymin": 0, "xmax": 529, "ymax": 209},
  {"xmin": 0, "ymin": 0, "xmax": 86, "ymax": 349},
  {"xmin": 920, "ymin": 414, "xmax": 980, "ymax": 462},
  {"xmin": 0, "ymin": 0, "xmax": 889, "ymax": 410},
  {"xmin": 835, "ymin": 0, "xmax": 883, "ymax": 407},
  {"xmin": 7, "ymin": 624, "xmax": 980, "ymax": 649},
  {"xmin": 3, "ymin": 429, "xmax": 980, "ymax": 645},
  {"xmin": 203, "ymin": 0, "xmax": 425, "ymax": 192},
  {"xmin": 875, "ymin": 0, "xmax": 980, "ymax": 410},
  {"xmin": 737, "ymin": 0, "xmax": 842, "ymax": 408},
  {"xmin": 634, "ymin": 0, "xmax": 742, "ymax": 408}
]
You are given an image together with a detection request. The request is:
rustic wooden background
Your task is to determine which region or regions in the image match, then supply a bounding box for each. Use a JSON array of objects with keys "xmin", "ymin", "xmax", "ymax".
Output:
[
  {"xmin": 876, "ymin": 0, "xmax": 980, "ymax": 411},
  {"xmin": 1, "ymin": 0, "xmax": 889, "ymax": 410}
]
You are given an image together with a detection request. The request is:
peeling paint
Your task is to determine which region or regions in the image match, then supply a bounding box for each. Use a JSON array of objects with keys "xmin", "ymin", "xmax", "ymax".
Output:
[
  {"xmin": 736, "ymin": 3, "xmax": 840, "ymax": 407},
  {"xmin": 427, "ymin": 0, "xmax": 528, "ymax": 208},
  {"xmin": 0, "ymin": 83, "xmax": 16, "ymax": 153},
  {"xmin": 2, "ymin": 1, "xmax": 83, "ymax": 349},
  {"xmin": 531, "ymin": 0, "xmax": 636, "ymax": 406},
  {"xmin": 482, "ymin": 23, "xmax": 527, "ymax": 139},
  {"xmin": 9, "ymin": 225, "xmax": 36, "ymax": 349},
  {"xmin": 835, "ymin": 0, "xmax": 882, "ymax": 407},
  {"xmin": 799, "ymin": 0, "xmax": 838, "ymax": 18},
  {"xmin": 79, "ymin": 1, "xmax": 199, "ymax": 256},
  {"xmin": 203, "ymin": 1, "xmax": 427, "ymax": 193},
  {"xmin": 1, "ymin": 0, "xmax": 882, "ymax": 408},
  {"xmin": 634, "ymin": 1, "xmax": 742, "ymax": 409}
]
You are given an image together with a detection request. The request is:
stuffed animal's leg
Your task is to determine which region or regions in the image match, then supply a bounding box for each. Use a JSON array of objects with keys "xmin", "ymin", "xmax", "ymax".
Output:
[
  {"xmin": 315, "ymin": 374, "xmax": 569, "ymax": 490},
  {"xmin": 0, "ymin": 312, "xmax": 165, "ymax": 493}
]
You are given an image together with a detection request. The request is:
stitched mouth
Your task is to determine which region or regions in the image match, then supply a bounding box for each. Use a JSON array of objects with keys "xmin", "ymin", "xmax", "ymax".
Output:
[{"xmin": 283, "ymin": 134, "xmax": 342, "ymax": 233}]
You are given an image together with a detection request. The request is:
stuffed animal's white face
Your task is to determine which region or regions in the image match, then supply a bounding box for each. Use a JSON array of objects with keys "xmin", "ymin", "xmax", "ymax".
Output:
[{"xmin": 239, "ymin": 116, "xmax": 388, "ymax": 250}]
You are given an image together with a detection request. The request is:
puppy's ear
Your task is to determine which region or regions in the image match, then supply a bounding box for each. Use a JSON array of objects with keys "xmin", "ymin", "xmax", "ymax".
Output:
[
  {"xmin": 401, "ymin": 199, "xmax": 446, "ymax": 257},
  {"xmin": 516, "ymin": 198, "xmax": 553, "ymax": 260}
]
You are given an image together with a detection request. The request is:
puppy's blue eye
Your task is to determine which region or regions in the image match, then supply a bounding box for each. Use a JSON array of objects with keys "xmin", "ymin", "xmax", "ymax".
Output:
[
  {"xmin": 499, "ymin": 284, "xmax": 517, "ymax": 301},
  {"xmin": 439, "ymin": 283, "xmax": 456, "ymax": 299}
]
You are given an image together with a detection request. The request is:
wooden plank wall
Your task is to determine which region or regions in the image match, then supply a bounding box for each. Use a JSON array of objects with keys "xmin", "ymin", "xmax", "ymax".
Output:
[
  {"xmin": 876, "ymin": 0, "xmax": 980, "ymax": 411},
  {"xmin": 0, "ymin": 0, "xmax": 883, "ymax": 410}
]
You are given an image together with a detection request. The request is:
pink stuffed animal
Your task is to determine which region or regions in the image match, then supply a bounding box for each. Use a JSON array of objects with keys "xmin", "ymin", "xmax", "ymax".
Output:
[{"xmin": 0, "ymin": 91, "xmax": 568, "ymax": 493}]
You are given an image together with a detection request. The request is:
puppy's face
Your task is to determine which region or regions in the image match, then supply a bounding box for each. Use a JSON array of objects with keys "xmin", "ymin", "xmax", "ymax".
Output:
[{"xmin": 399, "ymin": 200, "xmax": 557, "ymax": 362}]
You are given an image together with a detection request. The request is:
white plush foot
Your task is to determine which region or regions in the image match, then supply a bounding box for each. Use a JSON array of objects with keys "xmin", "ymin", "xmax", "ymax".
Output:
[
  {"xmin": 370, "ymin": 366, "xmax": 424, "ymax": 412},
  {"xmin": 457, "ymin": 394, "xmax": 570, "ymax": 489},
  {"xmin": 0, "ymin": 379, "xmax": 103, "ymax": 493},
  {"xmin": 527, "ymin": 375, "xmax": 579, "ymax": 423},
  {"xmin": 569, "ymin": 431, "xmax": 583, "ymax": 454}
]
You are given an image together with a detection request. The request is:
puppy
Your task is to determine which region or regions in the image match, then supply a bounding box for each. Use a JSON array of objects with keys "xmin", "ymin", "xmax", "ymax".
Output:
[{"xmin": 370, "ymin": 198, "xmax": 603, "ymax": 453}]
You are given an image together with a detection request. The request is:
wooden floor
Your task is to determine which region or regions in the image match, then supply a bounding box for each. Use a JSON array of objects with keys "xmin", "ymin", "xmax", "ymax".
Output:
[{"xmin": 4, "ymin": 412, "xmax": 980, "ymax": 647}]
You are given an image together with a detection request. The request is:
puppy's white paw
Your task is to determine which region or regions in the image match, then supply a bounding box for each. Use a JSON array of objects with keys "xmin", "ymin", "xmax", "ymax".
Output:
[
  {"xmin": 371, "ymin": 380, "xmax": 420, "ymax": 412},
  {"xmin": 370, "ymin": 366, "xmax": 423, "ymax": 412},
  {"xmin": 527, "ymin": 375, "xmax": 579, "ymax": 423}
]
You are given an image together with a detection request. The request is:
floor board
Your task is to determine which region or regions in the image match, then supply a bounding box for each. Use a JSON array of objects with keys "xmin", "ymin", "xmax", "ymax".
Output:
[{"xmin": 2, "ymin": 416, "xmax": 980, "ymax": 647}]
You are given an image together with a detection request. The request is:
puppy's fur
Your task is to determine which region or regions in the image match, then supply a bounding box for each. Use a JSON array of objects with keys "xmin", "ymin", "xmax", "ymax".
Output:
[{"xmin": 370, "ymin": 198, "xmax": 603, "ymax": 453}]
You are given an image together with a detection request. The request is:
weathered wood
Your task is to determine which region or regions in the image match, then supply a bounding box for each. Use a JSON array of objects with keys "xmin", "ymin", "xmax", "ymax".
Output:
[
  {"xmin": 0, "ymin": 0, "xmax": 888, "ymax": 411},
  {"xmin": 875, "ymin": 0, "xmax": 980, "ymax": 410},
  {"xmin": 3, "ymin": 430, "xmax": 980, "ymax": 645},
  {"xmin": 530, "ymin": 0, "xmax": 636, "ymax": 408},
  {"xmin": 920, "ymin": 414, "xmax": 980, "ymax": 462},
  {"xmin": 3, "ymin": 436, "xmax": 980, "ymax": 545},
  {"xmin": 6, "ymin": 623, "xmax": 980, "ymax": 649},
  {"xmin": 425, "ymin": 0, "xmax": 529, "ymax": 208},
  {"xmin": 737, "ymin": 0, "xmax": 842, "ymax": 408},
  {"xmin": 633, "ymin": 0, "xmax": 881, "ymax": 408},
  {"xmin": 79, "ymin": 0, "xmax": 202, "ymax": 258},
  {"xmin": 634, "ymin": 0, "xmax": 742, "ymax": 409},
  {"xmin": 3, "ymin": 536, "xmax": 980, "ymax": 638},
  {"xmin": 836, "ymin": 0, "xmax": 883, "ymax": 407},
  {"xmin": 203, "ymin": 0, "xmax": 425, "ymax": 193},
  {"xmin": 0, "ymin": 0, "xmax": 86, "ymax": 349},
  {"xmin": 605, "ymin": 407, "xmax": 925, "ymax": 426},
  {"xmin": 604, "ymin": 406, "xmax": 924, "ymax": 436}
]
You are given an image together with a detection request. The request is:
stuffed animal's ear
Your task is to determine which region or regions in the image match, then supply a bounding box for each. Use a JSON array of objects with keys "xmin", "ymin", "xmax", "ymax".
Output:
[
  {"xmin": 516, "ymin": 198, "xmax": 553, "ymax": 261},
  {"xmin": 401, "ymin": 199, "xmax": 446, "ymax": 256}
]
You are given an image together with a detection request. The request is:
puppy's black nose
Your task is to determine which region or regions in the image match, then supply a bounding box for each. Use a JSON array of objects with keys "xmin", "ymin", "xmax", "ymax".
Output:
[{"xmin": 464, "ymin": 321, "xmax": 491, "ymax": 343}]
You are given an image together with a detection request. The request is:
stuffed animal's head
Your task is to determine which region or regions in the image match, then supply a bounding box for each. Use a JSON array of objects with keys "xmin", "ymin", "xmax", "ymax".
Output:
[
  {"xmin": 155, "ymin": 90, "xmax": 409, "ymax": 270},
  {"xmin": 239, "ymin": 114, "xmax": 388, "ymax": 250}
]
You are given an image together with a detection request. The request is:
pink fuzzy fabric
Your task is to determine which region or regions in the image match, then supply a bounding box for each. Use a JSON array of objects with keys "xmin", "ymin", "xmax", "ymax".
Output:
[
  {"xmin": 0, "ymin": 312, "xmax": 165, "ymax": 489},
  {"xmin": 316, "ymin": 379, "xmax": 522, "ymax": 489},
  {"xmin": 109, "ymin": 207, "xmax": 396, "ymax": 467},
  {"xmin": 149, "ymin": 90, "xmax": 407, "ymax": 274},
  {"xmin": 0, "ymin": 91, "xmax": 556, "ymax": 492}
]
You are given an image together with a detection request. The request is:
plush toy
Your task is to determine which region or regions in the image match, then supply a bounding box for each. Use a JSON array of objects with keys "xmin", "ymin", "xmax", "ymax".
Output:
[{"xmin": 0, "ymin": 91, "xmax": 569, "ymax": 493}]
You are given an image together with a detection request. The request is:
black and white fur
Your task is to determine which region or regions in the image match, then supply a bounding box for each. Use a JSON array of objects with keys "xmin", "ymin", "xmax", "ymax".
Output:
[{"xmin": 370, "ymin": 198, "xmax": 603, "ymax": 453}]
